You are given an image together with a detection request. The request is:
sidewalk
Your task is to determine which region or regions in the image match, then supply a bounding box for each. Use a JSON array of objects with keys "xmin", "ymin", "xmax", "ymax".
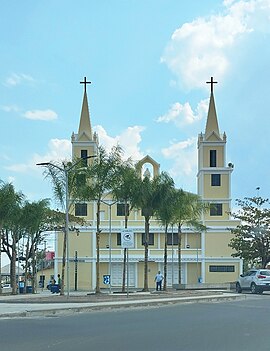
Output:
[{"xmin": 0, "ymin": 288, "xmax": 245, "ymax": 319}]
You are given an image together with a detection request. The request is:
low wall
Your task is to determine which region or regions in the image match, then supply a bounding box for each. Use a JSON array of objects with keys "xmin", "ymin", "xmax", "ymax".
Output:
[{"xmin": 173, "ymin": 282, "xmax": 236, "ymax": 290}]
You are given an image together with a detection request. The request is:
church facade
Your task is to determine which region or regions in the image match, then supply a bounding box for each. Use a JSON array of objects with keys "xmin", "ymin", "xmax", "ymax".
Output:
[{"xmin": 54, "ymin": 77, "xmax": 242, "ymax": 291}]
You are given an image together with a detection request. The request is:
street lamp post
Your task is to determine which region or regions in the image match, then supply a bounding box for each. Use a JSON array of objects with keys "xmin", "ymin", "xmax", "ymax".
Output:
[
  {"xmin": 41, "ymin": 240, "xmax": 46, "ymax": 291},
  {"xmin": 101, "ymin": 199, "xmax": 117, "ymax": 294},
  {"xmin": 37, "ymin": 155, "xmax": 96, "ymax": 297}
]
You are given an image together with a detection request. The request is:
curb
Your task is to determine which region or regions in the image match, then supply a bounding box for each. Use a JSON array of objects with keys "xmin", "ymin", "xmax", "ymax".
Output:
[{"xmin": 0, "ymin": 293, "xmax": 245, "ymax": 319}]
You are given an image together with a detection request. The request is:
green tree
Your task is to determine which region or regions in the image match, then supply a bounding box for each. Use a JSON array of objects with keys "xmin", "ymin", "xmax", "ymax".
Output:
[
  {"xmin": 132, "ymin": 171, "xmax": 172, "ymax": 291},
  {"xmin": 0, "ymin": 182, "xmax": 24, "ymax": 294},
  {"xmin": 20, "ymin": 199, "xmax": 51, "ymax": 293},
  {"xmin": 229, "ymin": 196, "xmax": 270, "ymax": 268},
  {"xmin": 111, "ymin": 161, "xmax": 140, "ymax": 292},
  {"xmin": 155, "ymin": 176, "xmax": 176, "ymax": 290},
  {"xmin": 172, "ymin": 190, "xmax": 207, "ymax": 284},
  {"xmin": 76, "ymin": 145, "xmax": 123, "ymax": 293},
  {"xmin": 40, "ymin": 158, "xmax": 89, "ymax": 295}
]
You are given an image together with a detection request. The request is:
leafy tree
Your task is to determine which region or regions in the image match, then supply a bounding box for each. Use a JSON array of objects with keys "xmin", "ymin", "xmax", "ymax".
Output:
[
  {"xmin": 155, "ymin": 175, "xmax": 176, "ymax": 290},
  {"xmin": 229, "ymin": 197, "xmax": 270, "ymax": 268},
  {"xmin": 0, "ymin": 182, "xmax": 24, "ymax": 294},
  {"xmin": 111, "ymin": 161, "xmax": 140, "ymax": 292},
  {"xmin": 19, "ymin": 199, "xmax": 51, "ymax": 293},
  {"xmin": 76, "ymin": 145, "xmax": 123, "ymax": 293},
  {"xmin": 132, "ymin": 171, "xmax": 172, "ymax": 291},
  {"xmin": 172, "ymin": 190, "xmax": 207, "ymax": 284},
  {"xmin": 40, "ymin": 159, "xmax": 89, "ymax": 295}
]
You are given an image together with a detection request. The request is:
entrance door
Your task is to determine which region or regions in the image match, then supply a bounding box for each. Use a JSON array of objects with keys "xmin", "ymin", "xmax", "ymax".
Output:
[
  {"xmin": 166, "ymin": 263, "xmax": 185, "ymax": 286},
  {"xmin": 111, "ymin": 263, "xmax": 135, "ymax": 287}
]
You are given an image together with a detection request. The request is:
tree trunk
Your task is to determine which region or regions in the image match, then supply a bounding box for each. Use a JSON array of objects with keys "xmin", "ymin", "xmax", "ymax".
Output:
[
  {"xmin": 60, "ymin": 228, "xmax": 67, "ymax": 296},
  {"xmin": 121, "ymin": 202, "xmax": 129, "ymax": 292},
  {"xmin": 96, "ymin": 201, "xmax": 101, "ymax": 293},
  {"xmin": 178, "ymin": 224, "xmax": 182, "ymax": 285},
  {"xmin": 11, "ymin": 240, "xmax": 17, "ymax": 295},
  {"xmin": 163, "ymin": 225, "xmax": 168, "ymax": 291},
  {"xmin": 143, "ymin": 217, "xmax": 150, "ymax": 292}
]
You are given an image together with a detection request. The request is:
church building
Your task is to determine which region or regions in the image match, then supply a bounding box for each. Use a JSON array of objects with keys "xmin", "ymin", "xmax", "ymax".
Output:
[{"xmin": 54, "ymin": 77, "xmax": 242, "ymax": 291}]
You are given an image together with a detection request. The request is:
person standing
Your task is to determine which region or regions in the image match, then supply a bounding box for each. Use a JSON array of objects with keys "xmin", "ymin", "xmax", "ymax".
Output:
[
  {"xmin": 154, "ymin": 271, "xmax": 164, "ymax": 291},
  {"xmin": 57, "ymin": 274, "xmax": 61, "ymax": 293}
]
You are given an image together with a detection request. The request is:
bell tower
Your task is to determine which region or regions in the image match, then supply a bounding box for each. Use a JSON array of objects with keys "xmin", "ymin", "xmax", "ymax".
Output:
[
  {"xmin": 71, "ymin": 76, "xmax": 98, "ymax": 163},
  {"xmin": 197, "ymin": 77, "xmax": 233, "ymax": 220}
]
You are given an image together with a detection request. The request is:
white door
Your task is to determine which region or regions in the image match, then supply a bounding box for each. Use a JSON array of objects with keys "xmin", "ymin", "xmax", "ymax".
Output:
[
  {"xmin": 166, "ymin": 263, "xmax": 185, "ymax": 286},
  {"xmin": 111, "ymin": 263, "xmax": 135, "ymax": 287}
]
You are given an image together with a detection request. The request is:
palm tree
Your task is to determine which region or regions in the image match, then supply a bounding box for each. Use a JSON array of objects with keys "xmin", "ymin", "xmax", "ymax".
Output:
[
  {"xmin": 172, "ymin": 190, "xmax": 207, "ymax": 284},
  {"xmin": 155, "ymin": 176, "xmax": 176, "ymax": 290},
  {"xmin": 132, "ymin": 171, "xmax": 172, "ymax": 291},
  {"xmin": 76, "ymin": 145, "xmax": 123, "ymax": 293},
  {"xmin": 111, "ymin": 161, "xmax": 140, "ymax": 292},
  {"xmin": 40, "ymin": 158, "xmax": 90, "ymax": 295}
]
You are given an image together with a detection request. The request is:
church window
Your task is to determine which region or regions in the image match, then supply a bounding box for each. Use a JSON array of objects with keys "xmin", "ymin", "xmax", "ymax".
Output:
[
  {"xmin": 210, "ymin": 150, "xmax": 217, "ymax": 167},
  {"xmin": 211, "ymin": 174, "xmax": 221, "ymax": 186},
  {"xmin": 142, "ymin": 233, "xmax": 154, "ymax": 246},
  {"xmin": 167, "ymin": 233, "xmax": 178, "ymax": 245},
  {"xmin": 117, "ymin": 203, "xmax": 130, "ymax": 216},
  {"xmin": 210, "ymin": 203, "xmax": 222, "ymax": 216},
  {"xmin": 117, "ymin": 233, "xmax": 121, "ymax": 246},
  {"xmin": 209, "ymin": 265, "xmax": 235, "ymax": 272},
  {"xmin": 81, "ymin": 150, "xmax": 88, "ymax": 166},
  {"xmin": 75, "ymin": 203, "xmax": 87, "ymax": 216}
]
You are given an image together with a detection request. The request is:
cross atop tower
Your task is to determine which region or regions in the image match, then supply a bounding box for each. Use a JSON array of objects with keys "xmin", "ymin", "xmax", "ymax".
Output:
[
  {"xmin": 206, "ymin": 76, "xmax": 218, "ymax": 94},
  {"xmin": 80, "ymin": 76, "xmax": 91, "ymax": 94}
]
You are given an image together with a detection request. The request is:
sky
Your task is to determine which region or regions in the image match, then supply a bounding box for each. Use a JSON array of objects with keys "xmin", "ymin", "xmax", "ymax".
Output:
[{"xmin": 1, "ymin": 0, "xmax": 270, "ymax": 210}]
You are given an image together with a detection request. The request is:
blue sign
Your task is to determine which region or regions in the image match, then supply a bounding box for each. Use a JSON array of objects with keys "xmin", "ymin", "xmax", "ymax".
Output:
[{"xmin": 103, "ymin": 275, "xmax": 110, "ymax": 285}]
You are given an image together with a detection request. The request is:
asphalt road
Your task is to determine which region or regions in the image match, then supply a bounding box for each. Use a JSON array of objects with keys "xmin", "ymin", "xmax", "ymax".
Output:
[{"xmin": 0, "ymin": 293, "xmax": 269, "ymax": 351}]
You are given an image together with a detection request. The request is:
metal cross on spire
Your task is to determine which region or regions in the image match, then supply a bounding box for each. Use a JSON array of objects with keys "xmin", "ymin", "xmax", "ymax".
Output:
[
  {"xmin": 80, "ymin": 76, "xmax": 91, "ymax": 94},
  {"xmin": 206, "ymin": 76, "xmax": 218, "ymax": 93}
]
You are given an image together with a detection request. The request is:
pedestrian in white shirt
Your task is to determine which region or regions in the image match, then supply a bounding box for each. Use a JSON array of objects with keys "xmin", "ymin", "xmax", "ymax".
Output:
[{"xmin": 154, "ymin": 271, "xmax": 164, "ymax": 291}]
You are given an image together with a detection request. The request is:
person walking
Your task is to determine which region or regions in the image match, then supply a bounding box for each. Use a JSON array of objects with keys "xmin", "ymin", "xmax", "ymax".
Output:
[{"xmin": 154, "ymin": 271, "xmax": 164, "ymax": 291}]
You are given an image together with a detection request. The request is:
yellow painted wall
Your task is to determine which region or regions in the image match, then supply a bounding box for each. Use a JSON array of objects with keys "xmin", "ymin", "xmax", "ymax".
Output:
[
  {"xmin": 186, "ymin": 233, "xmax": 201, "ymax": 249},
  {"xmin": 69, "ymin": 231, "xmax": 93, "ymax": 257},
  {"xmin": 205, "ymin": 262, "xmax": 240, "ymax": 283},
  {"xmin": 205, "ymin": 232, "xmax": 235, "ymax": 257},
  {"xmin": 137, "ymin": 261, "xmax": 158, "ymax": 289},
  {"xmin": 204, "ymin": 202, "xmax": 230, "ymax": 221},
  {"xmin": 203, "ymin": 174, "xmax": 229, "ymax": 198},
  {"xmin": 203, "ymin": 145, "xmax": 224, "ymax": 167},
  {"xmin": 187, "ymin": 263, "xmax": 201, "ymax": 284}
]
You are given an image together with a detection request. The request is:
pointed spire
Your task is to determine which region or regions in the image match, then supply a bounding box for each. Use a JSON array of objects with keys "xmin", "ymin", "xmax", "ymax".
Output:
[
  {"xmin": 205, "ymin": 77, "xmax": 220, "ymax": 138},
  {"xmin": 78, "ymin": 77, "xmax": 92, "ymax": 140}
]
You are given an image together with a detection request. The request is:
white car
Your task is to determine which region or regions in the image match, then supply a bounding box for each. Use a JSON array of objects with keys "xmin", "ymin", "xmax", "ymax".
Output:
[
  {"xmin": 1, "ymin": 283, "xmax": 11, "ymax": 289},
  {"xmin": 236, "ymin": 269, "xmax": 270, "ymax": 294}
]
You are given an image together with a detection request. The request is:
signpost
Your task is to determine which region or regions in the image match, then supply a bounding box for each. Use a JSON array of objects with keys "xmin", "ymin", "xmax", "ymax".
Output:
[{"xmin": 121, "ymin": 229, "xmax": 134, "ymax": 297}]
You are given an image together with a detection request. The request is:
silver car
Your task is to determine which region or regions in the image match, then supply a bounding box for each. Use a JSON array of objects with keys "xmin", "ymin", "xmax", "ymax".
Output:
[{"xmin": 236, "ymin": 269, "xmax": 270, "ymax": 294}]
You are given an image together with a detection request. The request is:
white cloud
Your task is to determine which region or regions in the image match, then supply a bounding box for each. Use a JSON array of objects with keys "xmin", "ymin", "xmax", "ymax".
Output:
[
  {"xmin": 161, "ymin": 0, "xmax": 270, "ymax": 89},
  {"xmin": 5, "ymin": 138, "xmax": 71, "ymax": 174},
  {"xmin": 94, "ymin": 125, "xmax": 145, "ymax": 161},
  {"xmin": 23, "ymin": 109, "xmax": 58, "ymax": 121},
  {"xmin": 5, "ymin": 73, "xmax": 34, "ymax": 87},
  {"xmin": 161, "ymin": 137, "xmax": 197, "ymax": 191},
  {"xmin": 1, "ymin": 105, "xmax": 20, "ymax": 112},
  {"xmin": 156, "ymin": 99, "xmax": 208, "ymax": 127}
]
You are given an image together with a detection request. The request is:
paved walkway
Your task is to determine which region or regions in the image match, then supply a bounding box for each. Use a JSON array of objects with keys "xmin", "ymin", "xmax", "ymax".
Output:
[{"xmin": 0, "ymin": 288, "xmax": 244, "ymax": 318}]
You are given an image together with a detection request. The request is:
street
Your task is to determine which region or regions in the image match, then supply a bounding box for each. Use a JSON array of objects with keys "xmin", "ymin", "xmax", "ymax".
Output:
[{"xmin": 0, "ymin": 293, "xmax": 269, "ymax": 351}]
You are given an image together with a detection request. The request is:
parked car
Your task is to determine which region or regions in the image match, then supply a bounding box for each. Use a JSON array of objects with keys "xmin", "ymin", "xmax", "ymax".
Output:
[
  {"xmin": 236, "ymin": 269, "xmax": 270, "ymax": 294},
  {"xmin": 1, "ymin": 283, "xmax": 11, "ymax": 289}
]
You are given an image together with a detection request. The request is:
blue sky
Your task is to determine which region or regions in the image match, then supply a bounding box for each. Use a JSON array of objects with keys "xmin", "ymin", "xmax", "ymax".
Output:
[{"xmin": 1, "ymin": 0, "xmax": 270, "ymax": 207}]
